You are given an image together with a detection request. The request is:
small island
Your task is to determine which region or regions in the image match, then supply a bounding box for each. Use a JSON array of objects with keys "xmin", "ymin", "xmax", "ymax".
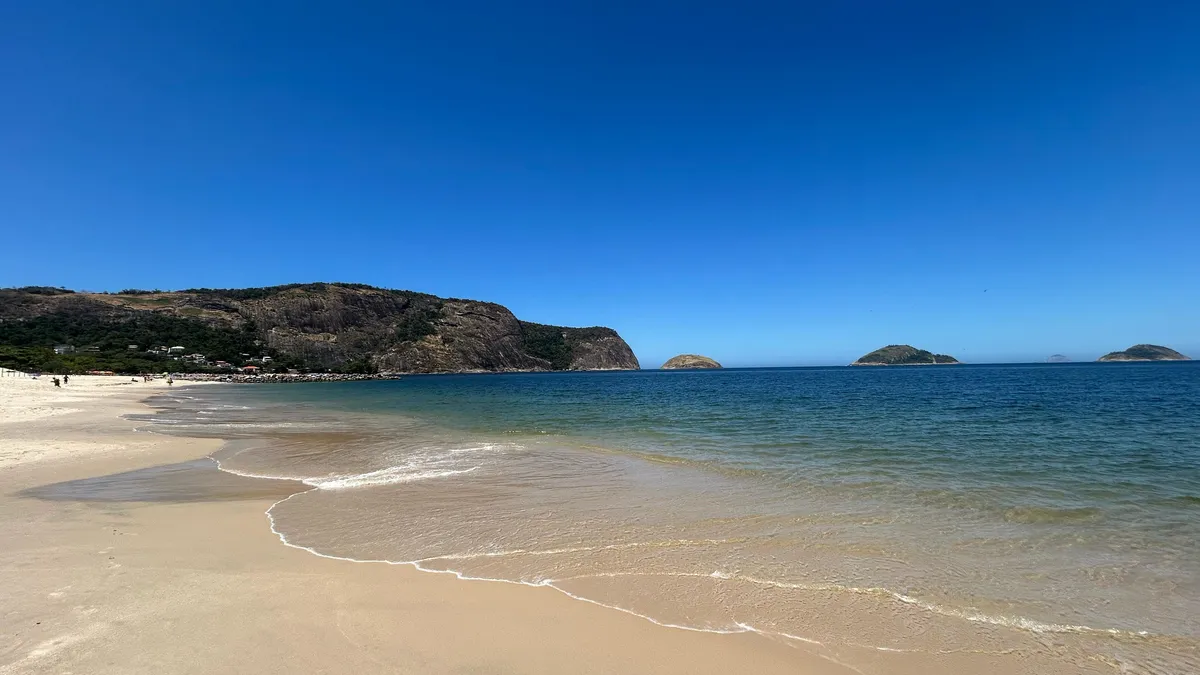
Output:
[
  {"xmin": 1047, "ymin": 354, "xmax": 1071, "ymax": 363},
  {"xmin": 851, "ymin": 345, "xmax": 959, "ymax": 366},
  {"xmin": 661, "ymin": 354, "xmax": 723, "ymax": 370},
  {"xmin": 1097, "ymin": 344, "xmax": 1190, "ymax": 362}
]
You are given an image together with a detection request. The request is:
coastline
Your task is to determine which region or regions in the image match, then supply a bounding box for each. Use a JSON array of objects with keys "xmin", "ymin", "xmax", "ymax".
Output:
[{"xmin": 0, "ymin": 376, "xmax": 848, "ymax": 674}]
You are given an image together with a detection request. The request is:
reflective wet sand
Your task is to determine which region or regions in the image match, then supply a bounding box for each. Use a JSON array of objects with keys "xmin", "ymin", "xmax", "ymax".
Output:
[{"xmin": 24, "ymin": 459, "xmax": 306, "ymax": 502}]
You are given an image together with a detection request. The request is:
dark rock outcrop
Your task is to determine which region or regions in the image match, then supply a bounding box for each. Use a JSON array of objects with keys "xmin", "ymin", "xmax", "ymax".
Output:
[
  {"xmin": 851, "ymin": 345, "xmax": 959, "ymax": 366},
  {"xmin": 1097, "ymin": 344, "xmax": 1189, "ymax": 362},
  {"xmin": 0, "ymin": 284, "xmax": 640, "ymax": 374},
  {"xmin": 661, "ymin": 354, "xmax": 722, "ymax": 369},
  {"xmin": 178, "ymin": 372, "xmax": 402, "ymax": 384}
]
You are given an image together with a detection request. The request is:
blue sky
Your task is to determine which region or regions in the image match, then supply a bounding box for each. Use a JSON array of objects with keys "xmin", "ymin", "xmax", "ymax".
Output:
[{"xmin": 2, "ymin": 2, "xmax": 1197, "ymax": 366}]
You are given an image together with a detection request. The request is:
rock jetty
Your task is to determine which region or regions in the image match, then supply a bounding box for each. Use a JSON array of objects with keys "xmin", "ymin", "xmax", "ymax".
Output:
[
  {"xmin": 177, "ymin": 373, "xmax": 403, "ymax": 384},
  {"xmin": 661, "ymin": 355, "xmax": 722, "ymax": 369}
]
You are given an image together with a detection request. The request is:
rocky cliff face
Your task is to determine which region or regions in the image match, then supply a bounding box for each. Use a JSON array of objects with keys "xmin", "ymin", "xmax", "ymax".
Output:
[{"xmin": 0, "ymin": 284, "xmax": 640, "ymax": 373}]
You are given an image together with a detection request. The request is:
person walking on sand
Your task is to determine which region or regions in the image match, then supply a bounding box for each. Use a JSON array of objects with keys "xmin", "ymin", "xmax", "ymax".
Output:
[
  {"xmin": 52, "ymin": 377, "xmax": 60, "ymax": 387},
  {"xmin": 63, "ymin": 374, "xmax": 69, "ymax": 385}
]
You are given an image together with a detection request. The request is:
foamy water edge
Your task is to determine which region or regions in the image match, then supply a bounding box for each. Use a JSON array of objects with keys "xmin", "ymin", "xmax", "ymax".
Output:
[
  {"xmin": 133, "ymin": 397, "xmax": 1161, "ymax": 660},
  {"xmin": 208, "ymin": 454, "xmax": 1155, "ymax": 661}
]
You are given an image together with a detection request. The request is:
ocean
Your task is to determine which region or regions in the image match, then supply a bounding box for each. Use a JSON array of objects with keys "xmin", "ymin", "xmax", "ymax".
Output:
[{"xmin": 136, "ymin": 363, "xmax": 1199, "ymax": 673}]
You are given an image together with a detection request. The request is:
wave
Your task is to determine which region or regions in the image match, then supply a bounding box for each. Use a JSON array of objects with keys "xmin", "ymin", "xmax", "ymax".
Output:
[
  {"xmin": 420, "ymin": 537, "xmax": 752, "ymax": 561},
  {"xmin": 211, "ymin": 443, "xmax": 505, "ymax": 490},
  {"xmin": 205, "ymin": 440, "xmax": 1166, "ymax": 652},
  {"xmin": 553, "ymin": 569, "xmax": 1154, "ymax": 639},
  {"xmin": 214, "ymin": 459, "xmax": 477, "ymax": 489},
  {"xmin": 307, "ymin": 465, "xmax": 478, "ymax": 489},
  {"xmin": 253, "ymin": 493, "xmax": 1170, "ymax": 665},
  {"xmin": 1002, "ymin": 505, "xmax": 1104, "ymax": 524},
  {"xmin": 244, "ymin": 469, "xmax": 1164, "ymax": 655}
]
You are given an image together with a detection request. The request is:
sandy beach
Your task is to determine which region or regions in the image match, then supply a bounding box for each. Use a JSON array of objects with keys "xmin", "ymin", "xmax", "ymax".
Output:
[{"xmin": 0, "ymin": 375, "xmax": 850, "ymax": 675}]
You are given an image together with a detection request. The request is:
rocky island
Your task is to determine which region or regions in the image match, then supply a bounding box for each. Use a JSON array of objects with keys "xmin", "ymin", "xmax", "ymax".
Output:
[
  {"xmin": 0, "ymin": 284, "xmax": 640, "ymax": 374},
  {"xmin": 1097, "ymin": 344, "xmax": 1190, "ymax": 362},
  {"xmin": 1047, "ymin": 354, "xmax": 1071, "ymax": 363},
  {"xmin": 661, "ymin": 354, "xmax": 722, "ymax": 370},
  {"xmin": 851, "ymin": 345, "xmax": 960, "ymax": 366}
]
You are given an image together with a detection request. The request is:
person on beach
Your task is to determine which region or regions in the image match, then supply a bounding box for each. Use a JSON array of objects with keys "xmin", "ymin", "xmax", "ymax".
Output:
[
  {"xmin": 63, "ymin": 374, "xmax": 69, "ymax": 385},
  {"xmin": 52, "ymin": 377, "xmax": 60, "ymax": 387}
]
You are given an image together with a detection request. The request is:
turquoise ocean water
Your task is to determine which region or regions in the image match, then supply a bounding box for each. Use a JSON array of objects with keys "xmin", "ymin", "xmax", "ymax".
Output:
[{"xmin": 141, "ymin": 363, "xmax": 1199, "ymax": 673}]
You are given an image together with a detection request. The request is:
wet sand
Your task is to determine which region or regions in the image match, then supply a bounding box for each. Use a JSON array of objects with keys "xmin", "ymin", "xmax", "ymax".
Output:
[{"xmin": 0, "ymin": 376, "xmax": 850, "ymax": 674}]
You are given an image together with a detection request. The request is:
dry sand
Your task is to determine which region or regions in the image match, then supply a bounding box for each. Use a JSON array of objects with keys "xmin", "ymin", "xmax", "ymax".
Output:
[{"xmin": 0, "ymin": 374, "xmax": 850, "ymax": 674}]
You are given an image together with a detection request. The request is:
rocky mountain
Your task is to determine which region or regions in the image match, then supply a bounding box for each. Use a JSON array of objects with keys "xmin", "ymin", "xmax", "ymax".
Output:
[
  {"xmin": 851, "ymin": 345, "xmax": 959, "ymax": 366},
  {"xmin": 0, "ymin": 284, "xmax": 640, "ymax": 374},
  {"xmin": 1097, "ymin": 344, "xmax": 1189, "ymax": 362},
  {"xmin": 661, "ymin": 354, "xmax": 722, "ymax": 369}
]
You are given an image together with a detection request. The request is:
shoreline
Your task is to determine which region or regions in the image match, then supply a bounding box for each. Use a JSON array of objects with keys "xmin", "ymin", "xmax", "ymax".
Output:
[
  {"xmin": 0, "ymin": 376, "xmax": 849, "ymax": 674},
  {"xmin": 139, "ymin": 383, "xmax": 1147, "ymax": 673}
]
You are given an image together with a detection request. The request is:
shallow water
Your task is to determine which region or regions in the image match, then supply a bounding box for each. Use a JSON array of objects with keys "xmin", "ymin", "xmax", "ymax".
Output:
[
  {"xmin": 134, "ymin": 363, "xmax": 1200, "ymax": 673},
  {"xmin": 24, "ymin": 459, "xmax": 305, "ymax": 502}
]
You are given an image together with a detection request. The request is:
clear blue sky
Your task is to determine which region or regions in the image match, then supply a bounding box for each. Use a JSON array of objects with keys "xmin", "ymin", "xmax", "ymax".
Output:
[{"xmin": 2, "ymin": 2, "xmax": 1197, "ymax": 366}]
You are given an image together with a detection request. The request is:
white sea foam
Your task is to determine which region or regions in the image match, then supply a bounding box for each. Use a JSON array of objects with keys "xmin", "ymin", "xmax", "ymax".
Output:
[
  {"xmin": 225, "ymin": 452, "xmax": 1152, "ymax": 648},
  {"xmin": 251, "ymin": 493, "xmax": 860, "ymax": 659},
  {"xmin": 552, "ymin": 568, "xmax": 1152, "ymax": 639},
  {"xmin": 308, "ymin": 465, "xmax": 479, "ymax": 489},
  {"xmin": 422, "ymin": 538, "xmax": 747, "ymax": 562},
  {"xmin": 211, "ymin": 443, "xmax": 504, "ymax": 490},
  {"xmin": 234, "ymin": 478, "xmax": 1166, "ymax": 675}
]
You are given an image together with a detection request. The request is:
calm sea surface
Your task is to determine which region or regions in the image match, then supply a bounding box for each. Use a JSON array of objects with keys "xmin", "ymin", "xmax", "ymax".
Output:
[{"xmin": 139, "ymin": 363, "xmax": 1200, "ymax": 673}]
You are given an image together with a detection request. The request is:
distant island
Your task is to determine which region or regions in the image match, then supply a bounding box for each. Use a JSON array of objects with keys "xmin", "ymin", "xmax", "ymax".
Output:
[
  {"xmin": 661, "ymin": 354, "xmax": 722, "ymax": 370},
  {"xmin": 0, "ymin": 284, "xmax": 640, "ymax": 375},
  {"xmin": 1097, "ymin": 344, "xmax": 1190, "ymax": 362},
  {"xmin": 851, "ymin": 345, "xmax": 960, "ymax": 366},
  {"xmin": 1047, "ymin": 354, "xmax": 1071, "ymax": 363}
]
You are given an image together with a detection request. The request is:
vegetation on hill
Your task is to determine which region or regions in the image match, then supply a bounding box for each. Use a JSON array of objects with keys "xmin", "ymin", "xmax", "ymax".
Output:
[
  {"xmin": 0, "ymin": 312, "xmax": 302, "ymax": 374},
  {"xmin": 180, "ymin": 282, "xmax": 394, "ymax": 302},
  {"xmin": 0, "ymin": 284, "xmax": 639, "ymax": 375},
  {"xmin": 1098, "ymin": 344, "xmax": 1189, "ymax": 362},
  {"xmin": 12, "ymin": 286, "xmax": 74, "ymax": 296},
  {"xmin": 394, "ymin": 302, "xmax": 442, "ymax": 343},
  {"xmin": 852, "ymin": 345, "xmax": 959, "ymax": 366},
  {"xmin": 0, "ymin": 313, "xmax": 259, "ymax": 359},
  {"xmin": 517, "ymin": 323, "xmax": 627, "ymax": 371},
  {"xmin": 519, "ymin": 322, "xmax": 574, "ymax": 370}
]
